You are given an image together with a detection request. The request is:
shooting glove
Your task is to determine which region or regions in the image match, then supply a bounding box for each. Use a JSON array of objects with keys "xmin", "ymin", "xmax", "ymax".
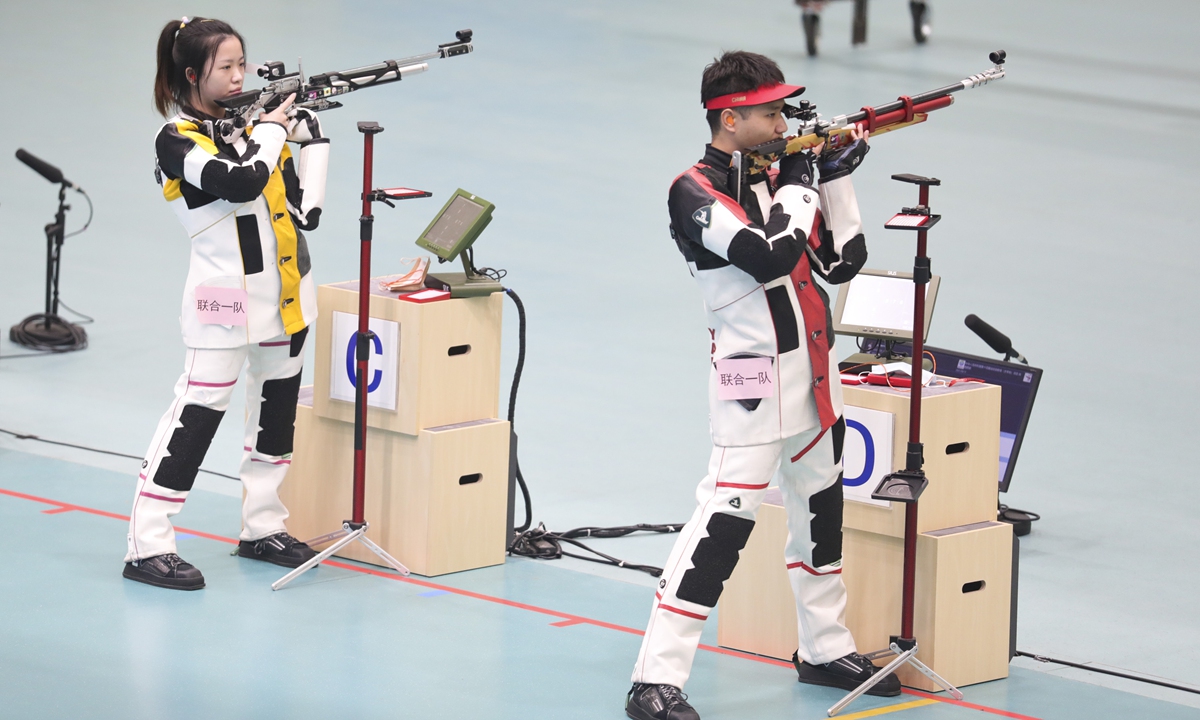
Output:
[
  {"xmin": 777, "ymin": 150, "xmax": 817, "ymax": 188},
  {"xmin": 286, "ymin": 108, "xmax": 324, "ymax": 144},
  {"xmin": 815, "ymin": 138, "xmax": 869, "ymax": 184}
]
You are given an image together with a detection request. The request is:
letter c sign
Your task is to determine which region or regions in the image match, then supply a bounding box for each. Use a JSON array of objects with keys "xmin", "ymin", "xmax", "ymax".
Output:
[
  {"xmin": 345, "ymin": 334, "xmax": 383, "ymax": 392},
  {"xmin": 842, "ymin": 419, "xmax": 875, "ymax": 487}
]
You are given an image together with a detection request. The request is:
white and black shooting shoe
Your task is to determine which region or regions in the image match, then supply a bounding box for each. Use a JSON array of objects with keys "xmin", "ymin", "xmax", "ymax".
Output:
[
  {"xmin": 236, "ymin": 532, "xmax": 316, "ymax": 568},
  {"xmin": 793, "ymin": 651, "xmax": 902, "ymax": 696},
  {"xmin": 626, "ymin": 683, "xmax": 700, "ymax": 720},
  {"xmin": 122, "ymin": 553, "xmax": 205, "ymax": 590}
]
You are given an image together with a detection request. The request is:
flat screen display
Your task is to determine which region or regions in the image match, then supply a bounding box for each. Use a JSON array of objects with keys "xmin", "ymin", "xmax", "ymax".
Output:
[
  {"xmin": 833, "ymin": 269, "xmax": 939, "ymax": 341},
  {"xmin": 423, "ymin": 195, "xmax": 485, "ymax": 252},
  {"xmin": 840, "ymin": 274, "xmax": 930, "ymax": 332}
]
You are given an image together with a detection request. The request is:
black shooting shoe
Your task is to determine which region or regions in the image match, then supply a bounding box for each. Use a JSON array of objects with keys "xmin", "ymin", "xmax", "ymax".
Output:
[
  {"xmin": 626, "ymin": 683, "xmax": 700, "ymax": 720},
  {"xmin": 236, "ymin": 532, "xmax": 316, "ymax": 568},
  {"xmin": 793, "ymin": 651, "xmax": 902, "ymax": 696},
  {"xmin": 122, "ymin": 553, "xmax": 205, "ymax": 590}
]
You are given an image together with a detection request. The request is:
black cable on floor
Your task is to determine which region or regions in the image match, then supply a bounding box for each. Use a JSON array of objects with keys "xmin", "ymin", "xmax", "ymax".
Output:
[
  {"xmin": 0, "ymin": 427, "xmax": 239, "ymax": 481},
  {"xmin": 1015, "ymin": 651, "xmax": 1200, "ymax": 695},
  {"xmin": 503, "ymin": 288, "xmax": 532, "ymax": 534},
  {"xmin": 501, "ymin": 287, "xmax": 683, "ymax": 576},
  {"xmin": 9, "ymin": 314, "xmax": 88, "ymax": 352},
  {"xmin": 509, "ymin": 523, "xmax": 685, "ymax": 577}
]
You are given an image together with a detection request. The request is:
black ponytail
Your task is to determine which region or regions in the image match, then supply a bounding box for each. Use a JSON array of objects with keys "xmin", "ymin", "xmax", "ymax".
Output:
[{"xmin": 153, "ymin": 17, "xmax": 245, "ymax": 117}]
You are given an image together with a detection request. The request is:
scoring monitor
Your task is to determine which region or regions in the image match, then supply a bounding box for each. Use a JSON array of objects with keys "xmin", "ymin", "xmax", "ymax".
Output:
[{"xmin": 832, "ymin": 268, "xmax": 941, "ymax": 342}]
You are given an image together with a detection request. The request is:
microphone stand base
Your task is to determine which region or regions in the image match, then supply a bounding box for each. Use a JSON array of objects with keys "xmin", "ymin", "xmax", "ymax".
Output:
[{"xmin": 9, "ymin": 313, "xmax": 87, "ymax": 352}]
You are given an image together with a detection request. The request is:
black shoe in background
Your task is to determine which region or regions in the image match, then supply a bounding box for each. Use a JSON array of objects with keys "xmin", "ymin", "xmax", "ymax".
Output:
[
  {"xmin": 793, "ymin": 651, "xmax": 902, "ymax": 696},
  {"xmin": 626, "ymin": 683, "xmax": 700, "ymax": 720},
  {"xmin": 236, "ymin": 532, "xmax": 316, "ymax": 568},
  {"xmin": 123, "ymin": 553, "xmax": 205, "ymax": 590}
]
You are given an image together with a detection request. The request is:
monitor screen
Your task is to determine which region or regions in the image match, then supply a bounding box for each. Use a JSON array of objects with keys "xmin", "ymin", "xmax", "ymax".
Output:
[
  {"xmin": 833, "ymin": 269, "xmax": 940, "ymax": 341},
  {"xmin": 858, "ymin": 340, "xmax": 1042, "ymax": 493},
  {"xmin": 423, "ymin": 195, "xmax": 485, "ymax": 253}
]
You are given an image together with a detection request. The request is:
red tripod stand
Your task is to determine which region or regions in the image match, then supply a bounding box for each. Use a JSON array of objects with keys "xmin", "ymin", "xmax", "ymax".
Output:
[
  {"xmin": 829, "ymin": 173, "xmax": 963, "ymax": 715},
  {"xmin": 274, "ymin": 121, "xmax": 430, "ymax": 591}
]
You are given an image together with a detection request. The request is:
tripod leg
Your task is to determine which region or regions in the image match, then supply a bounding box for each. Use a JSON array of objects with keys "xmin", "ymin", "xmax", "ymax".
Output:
[
  {"xmin": 303, "ymin": 528, "xmax": 350, "ymax": 548},
  {"xmin": 827, "ymin": 645, "xmax": 916, "ymax": 717},
  {"xmin": 357, "ymin": 533, "xmax": 411, "ymax": 576},
  {"xmin": 272, "ymin": 525, "xmax": 366, "ymax": 591},
  {"xmin": 904, "ymin": 654, "xmax": 964, "ymax": 700}
]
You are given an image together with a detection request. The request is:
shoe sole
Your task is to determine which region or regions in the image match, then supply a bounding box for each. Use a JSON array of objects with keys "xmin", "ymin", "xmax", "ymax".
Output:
[
  {"xmin": 122, "ymin": 565, "xmax": 205, "ymax": 591},
  {"xmin": 235, "ymin": 546, "xmax": 314, "ymax": 569},
  {"xmin": 795, "ymin": 666, "xmax": 901, "ymax": 697}
]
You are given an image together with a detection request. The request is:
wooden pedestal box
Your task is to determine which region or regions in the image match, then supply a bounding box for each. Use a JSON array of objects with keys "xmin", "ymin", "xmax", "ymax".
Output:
[
  {"xmin": 312, "ymin": 281, "xmax": 503, "ymax": 436},
  {"xmin": 842, "ymin": 383, "xmax": 1002, "ymax": 539},
  {"xmin": 718, "ymin": 505, "xmax": 1013, "ymax": 690},
  {"xmin": 279, "ymin": 395, "xmax": 510, "ymax": 577}
]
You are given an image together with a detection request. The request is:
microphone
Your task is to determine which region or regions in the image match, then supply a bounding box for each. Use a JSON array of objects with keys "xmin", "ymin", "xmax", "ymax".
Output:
[
  {"xmin": 964, "ymin": 314, "xmax": 1028, "ymax": 364},
  {"xmin": 15, "ymin": 149, "xmax": 79, "ymax": 190}
]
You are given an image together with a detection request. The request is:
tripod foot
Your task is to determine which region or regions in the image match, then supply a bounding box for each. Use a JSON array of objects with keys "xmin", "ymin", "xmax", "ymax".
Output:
[
  {"xmin": 272, "ymin": 525, "xmax": 366, "ymax": 590},
  {"xmin": 827, "ymin": 644, "xmax": 916, "ymax": 717}
]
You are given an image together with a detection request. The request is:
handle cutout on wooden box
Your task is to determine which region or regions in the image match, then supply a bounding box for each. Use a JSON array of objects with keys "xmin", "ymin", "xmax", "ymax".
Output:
[
  {"xmin": 962, "ymin": 580, "xmax": 985, "ymax": 593},
  {"xmin": 448, "ymin": 344, "xmax": 471, "ymax": 356},
  {"xmin": 946, "ymin": 442, "xmax": 970, "ymax": 455},
  {"xmin": 458, "ymin": 473, "xmax": 482, "ymax": 485}
]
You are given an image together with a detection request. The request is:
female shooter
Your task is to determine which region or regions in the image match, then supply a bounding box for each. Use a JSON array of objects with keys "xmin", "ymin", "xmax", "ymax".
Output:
[{"xmin": 123, "ymin": 17, "xmax": 329, "ymax": 590}]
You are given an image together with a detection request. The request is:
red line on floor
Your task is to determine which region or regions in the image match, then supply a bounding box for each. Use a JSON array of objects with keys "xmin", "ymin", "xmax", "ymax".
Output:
[
  {"xmin": 902, "ymin": 689, "xmax": 1041, "ymax": 719},
  {"xmin": 1, "ymin": 486, "xmax": 1040, "ymax": 720},
  {"xmin": 42, "ymin": 507, "xmax": 76, "ymax": 514}
]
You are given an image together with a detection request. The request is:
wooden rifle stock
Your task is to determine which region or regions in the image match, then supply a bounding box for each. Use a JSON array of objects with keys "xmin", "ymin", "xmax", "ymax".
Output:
[{"xmin": 744, "ymin": 52, "xmax": 1006, "ymax": 175}]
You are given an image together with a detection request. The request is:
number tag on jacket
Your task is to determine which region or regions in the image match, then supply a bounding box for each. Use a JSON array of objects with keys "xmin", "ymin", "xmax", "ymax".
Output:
[
  {"xmin": 195, "ymin": 286, "xmax": 248, "ymax": 326},
  {"xmin": 715, "ymin": 357, "xmax": 774, "ymax": 400}
]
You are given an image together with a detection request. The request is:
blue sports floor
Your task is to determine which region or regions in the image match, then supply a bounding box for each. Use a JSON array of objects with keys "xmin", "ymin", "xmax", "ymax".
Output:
[{"xmin": 2, "ymin": 0, "xmax": 1199, "ymax": 718}]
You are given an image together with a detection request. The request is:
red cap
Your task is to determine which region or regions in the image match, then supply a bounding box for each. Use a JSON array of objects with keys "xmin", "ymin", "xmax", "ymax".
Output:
[{"xmin": 704, "ymin": 82, "xmax": 805, "ymax": 110}]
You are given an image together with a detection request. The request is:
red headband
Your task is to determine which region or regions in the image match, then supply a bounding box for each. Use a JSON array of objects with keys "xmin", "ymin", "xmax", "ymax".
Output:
[{"xmin": 704, "ymin": 82, "xmax": 805, "ymax": 110}]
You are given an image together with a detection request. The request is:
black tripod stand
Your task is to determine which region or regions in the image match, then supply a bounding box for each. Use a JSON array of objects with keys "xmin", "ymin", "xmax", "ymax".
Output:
[{"xmin": 10, "ymin": 175, "xmax": 89, "ymax": 352}]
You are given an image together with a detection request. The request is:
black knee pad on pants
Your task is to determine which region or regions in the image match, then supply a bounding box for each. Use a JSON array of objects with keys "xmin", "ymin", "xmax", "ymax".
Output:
[
  {"xmin": 809, "ymin": 478, "xmax": 844, "ymax": 568},
  {"xmin": 152, "ymin": 404, "xmax": 225, "ymax": 492},
  {"xmin": 676, "ymin": 512, "xmax": 755, "ymax": 608},
  {"xmin": 256, "ymin": 371, "xmax": 302, "ymax": 456}
]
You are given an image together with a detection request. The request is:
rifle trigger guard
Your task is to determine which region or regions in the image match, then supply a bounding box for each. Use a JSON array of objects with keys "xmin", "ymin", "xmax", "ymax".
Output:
[
  {"xmin": 860, "ymin": 105, "xmax": 877, "ymax": 134},
  {"xmin": 898, "ymin": 95, "xmax": 915, "ymax": 124}
]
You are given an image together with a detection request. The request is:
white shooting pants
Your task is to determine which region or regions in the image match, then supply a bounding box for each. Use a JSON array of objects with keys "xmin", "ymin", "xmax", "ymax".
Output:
[
  {"xmin": 632, "ymin": 421, "xmax": 857, "ymax": 688},
  {"xmin": 125, "ymin": 330, "xmax": 307, "ymax": 562}
]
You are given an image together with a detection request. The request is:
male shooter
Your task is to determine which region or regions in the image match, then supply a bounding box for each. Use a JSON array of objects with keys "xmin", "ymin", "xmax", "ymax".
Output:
[{"xmin": 626, "ymin": 51, "xmax": 896, "ymax": 720}]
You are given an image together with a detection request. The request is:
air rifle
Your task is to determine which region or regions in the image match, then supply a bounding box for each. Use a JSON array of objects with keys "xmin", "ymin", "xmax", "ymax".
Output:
[
  {"xmin": 214, "ymin": 29, "xmax": 474, "ymax": 140},
  {"xmin": 741, "ymin": 50, "xmax": 1007, "ymax": 176}
]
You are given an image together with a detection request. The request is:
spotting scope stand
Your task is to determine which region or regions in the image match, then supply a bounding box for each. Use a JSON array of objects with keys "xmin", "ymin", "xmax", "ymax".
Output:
[
  {"xmin": 828, "ymin": 173, "xmax": 963, "ymax": 716},
  {"xmin": 273, "ymin": 121, "xmax": 430, "ymax": 591}
]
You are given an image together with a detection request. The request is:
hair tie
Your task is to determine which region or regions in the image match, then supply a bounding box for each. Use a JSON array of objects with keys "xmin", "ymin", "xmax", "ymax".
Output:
[{"xmin": 178, "ymin": 16, "xmax": 189, "ymax": 30}]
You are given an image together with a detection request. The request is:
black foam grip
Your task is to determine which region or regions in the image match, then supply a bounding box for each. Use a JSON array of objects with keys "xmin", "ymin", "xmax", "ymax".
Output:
[
  {"xmin": 16, "ymin": 148, "xmax": 63, "ymax": 184},
  {"xmin": 808, "ymin": 479, "xmax": 844, "ymax": 568},
  {"xmin": 676, "ymin": 513, "xmax": 756, "ymax": 608},
  {"xmin": 151, "ymin": 405, "xmax": 225, "ymax": 492},
  {"xmin": 255, "ymin": 371, "xmax": 302, "ymax": 456},
  {"xmin": 964, "ymin": 314, "xmax": 1013, "ymax": 356}
]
